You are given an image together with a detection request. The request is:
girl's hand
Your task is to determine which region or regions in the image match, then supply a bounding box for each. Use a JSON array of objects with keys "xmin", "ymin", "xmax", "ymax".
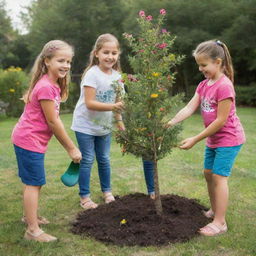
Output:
[
  {"xmin": 113, "ymin": 101, "xmax": 124, "ymax": 112},
  {"xmin": 116, "ymin": 120, "xmax": 125, "ymax": 131},
  {"xmin": 68, "ymin": 147, "xmax": 82, "ymax": 163},
  {"xmin": 179, "ymin": 137, "xmax": 197, "ymax": 150},
  {"xmin": 165, "ymin": 120, "xmax": 174, "ymax": 128}
]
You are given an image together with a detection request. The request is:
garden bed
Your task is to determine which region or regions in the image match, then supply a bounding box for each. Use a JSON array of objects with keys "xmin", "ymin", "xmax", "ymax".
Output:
[{"xmin": 71, "ymin": 193, "xmax": 209, "ymax": 246}]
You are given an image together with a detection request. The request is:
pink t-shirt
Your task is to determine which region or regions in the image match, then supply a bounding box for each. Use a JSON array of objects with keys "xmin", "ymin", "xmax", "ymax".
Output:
[
  {"xmin": 12, "ymin": 74, "xmax": 61, "ymax": 153},
  {"xmin": 196, "ymin": 75, "xmax": 245, "ymax": 148}
]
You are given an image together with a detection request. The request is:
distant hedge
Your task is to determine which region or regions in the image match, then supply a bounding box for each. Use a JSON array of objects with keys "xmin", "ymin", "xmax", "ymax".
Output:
[
  {"xmin": 235, "ymin": 85, "xmax": 256, "ymax": 107},
  {"xmin": 185, "ymin": 84, "xmax": 256, "ymax": 107}
]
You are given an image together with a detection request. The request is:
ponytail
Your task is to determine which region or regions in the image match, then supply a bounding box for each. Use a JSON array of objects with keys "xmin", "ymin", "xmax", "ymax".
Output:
[{"xmin": 193, "ymin": 40, "xmax": 234, "ymax": 83}]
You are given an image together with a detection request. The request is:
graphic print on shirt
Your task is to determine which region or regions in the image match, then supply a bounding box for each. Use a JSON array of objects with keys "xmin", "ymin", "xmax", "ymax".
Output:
[
  {"xmin": 54, "ymin": 96, "xmax": 60, "ymax": 114},
  {"xmin": 96, "ymin": 90, "xmax": 115, "ymax": 103},
  {"xmin": 201, "ymin": 97, "xmax": 216, "ymax": 113}
]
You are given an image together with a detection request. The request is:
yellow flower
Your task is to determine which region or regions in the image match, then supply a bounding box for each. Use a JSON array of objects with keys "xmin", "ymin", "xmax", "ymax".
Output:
[
  {"xmin": 6, "ymin": 66, "xmax": 22, "ymax": 72},
  {"xmin": 120, "ymin": 219, "xmax": 127, "ymax": 225},
  {"xmin": 150, "ymin": 93, "xmax": 158, "ymax": 98},
  {"xmin": 9, "ymin": 88, "xmax": 15, "ymax": 93},
  {"xmin": 169, "ymin": 54, "xmax": 176, "ymax": 61},
  {"xmin": 152, "ymin": 72, "xmax": 160, "ymax": 77}
]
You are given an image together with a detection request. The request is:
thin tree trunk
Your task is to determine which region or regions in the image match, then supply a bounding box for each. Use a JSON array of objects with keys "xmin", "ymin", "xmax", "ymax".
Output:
[{"xmin": 153, "ymin": 159, "xmax": 163, "ymax": 215}]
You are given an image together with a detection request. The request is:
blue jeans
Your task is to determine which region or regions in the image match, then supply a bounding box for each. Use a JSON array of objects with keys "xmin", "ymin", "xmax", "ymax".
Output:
[
  {"xmin": 75, "ymin": 131, "xmax": 112, "ymax": 197},
  {"xmin": 142, "ymin": 159, "xmax": 154, "ymax": 195}
]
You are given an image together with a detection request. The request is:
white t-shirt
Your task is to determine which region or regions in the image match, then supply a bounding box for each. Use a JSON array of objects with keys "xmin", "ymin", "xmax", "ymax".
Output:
[{"xmin": 71, "ymin": 65, "xmax": 122, "ymax": 136}]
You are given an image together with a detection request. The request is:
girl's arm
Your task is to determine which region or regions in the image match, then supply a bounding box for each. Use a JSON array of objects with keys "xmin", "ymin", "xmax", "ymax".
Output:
[
  {"xmin": 114, "ymin": 91, "xmax": 125, "ymax": 131},
  {"xmin": 84, "ymin": 87, "xmax": 123, "ymax": 111},
  {"xmin": 40, "ymin": 100, "xmax": 82, "ymax": 163},
  {"xmin": 180, "ymin": 98, "xmax": 232, "ymax": 149},
  {"xmin": 166, "ymin": 93, "xmax": 200, "ymax": 127},
  {"xmin": 114, "ymin": 112, "xmax": 125, "ymax": 131}
]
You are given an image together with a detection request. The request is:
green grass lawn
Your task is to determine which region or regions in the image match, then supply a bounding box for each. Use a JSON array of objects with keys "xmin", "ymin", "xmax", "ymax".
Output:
[{"xmin": 0, "ymin": 107, "xmax": 255, "ymax": 256}]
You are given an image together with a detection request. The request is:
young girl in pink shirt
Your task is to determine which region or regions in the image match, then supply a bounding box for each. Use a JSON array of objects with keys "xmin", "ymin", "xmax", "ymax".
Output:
[
  {"xmin": 166, "ymin": 40, "xmax": 245, "ymax": 236},
  {"xmin": 12, "ymin": 40, "xmax": 82, "ymax": 242}
]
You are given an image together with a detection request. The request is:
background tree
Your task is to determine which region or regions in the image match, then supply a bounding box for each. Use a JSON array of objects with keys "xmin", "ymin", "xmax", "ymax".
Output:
[
  {"xmin": 115, "ymin": 9, "xmax": 183, "ymax": 215},
  {"xmin": 0, "ymin": 1, "xmax": 31, "ymax": 69},
  {"xmin": 0, "ymin": 0, "xmax": 15, "ymax": 68},
  {"xmin": 122, "ymin": 0, "xmax": 256, "ymax": 89},
  {"xmin": 26, "ymin": 0, "xmax": 127, "ymax": 74},
  {"xmin": 2, "ymin": 0, "xmax": 256, "ymax": 110}
]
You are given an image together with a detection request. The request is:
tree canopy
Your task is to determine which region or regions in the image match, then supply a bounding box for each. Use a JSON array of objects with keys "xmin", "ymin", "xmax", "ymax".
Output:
[{"xmin": 2, "ymin": 0, "xmax": 256, "ymax": 89}]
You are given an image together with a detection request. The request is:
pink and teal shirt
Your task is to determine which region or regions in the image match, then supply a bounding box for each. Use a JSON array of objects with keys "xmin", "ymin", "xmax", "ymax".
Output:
[{"xmin": 196, "ymin": 75, "xmax": 245, "ymax": 148}]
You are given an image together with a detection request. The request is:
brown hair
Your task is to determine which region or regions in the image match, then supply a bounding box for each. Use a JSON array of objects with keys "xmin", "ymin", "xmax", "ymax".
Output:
[
  {"xmin": 193, "ymin": 40, "xmax": 234, "ymax": 83},
  {"xmin": 82, "ymin": 33, "xmax": 121, "ymax": 78},
  {"xmin": 23, "ymin": 40, "xmax": 74, "ymax": 103}
]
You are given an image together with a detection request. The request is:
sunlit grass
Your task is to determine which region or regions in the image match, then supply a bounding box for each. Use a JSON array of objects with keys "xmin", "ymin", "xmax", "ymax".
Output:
[{"xmin": 0, "ymin": 107, "xmax": 255, "ymax": 256}]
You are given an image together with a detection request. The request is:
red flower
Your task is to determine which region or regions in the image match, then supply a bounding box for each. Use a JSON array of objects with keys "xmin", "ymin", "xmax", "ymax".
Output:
[
  {"xmin": 159, "ymin": 107, "xmax": 165, "ymax": 112},
  {"xmin": 139, "ymin": 10, "xmax": 145, "ymax": 17},
  {"xmin": 160, "ymin": 9, "xmax": 166, "ymax": 15},
  {"xmin": 146, "ymin": 15, "xmax": 153, "ymax": 21},
  {"xmin": 156, "ymin": 43, "xmax": 168, "ymax": 49}
]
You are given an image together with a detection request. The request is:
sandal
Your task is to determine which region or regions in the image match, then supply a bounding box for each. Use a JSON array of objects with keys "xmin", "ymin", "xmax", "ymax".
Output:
[
  {"xmin": 21, "ymin": 216, "xmax": 50, "ymax": 225},
  {"xmin": 24, "ymin": 229, "xmax": 57, "ymax": 242},
  {"xmin": 80, "ymin": 198, "xmax": 98, "ymax": 210},
  {"xmin": 202, "ymin": 209, "xmax": 214, "ymax": 219},
  {"xmin": 103, "ymin": 192, "xmax": 115, "ymax": 204},
  {"xmin": 149, "ymin": 193, "xmax": 155, "ymax": 200},
  {"xmin": 199, "ymin": 222, "xmax": 228, "ymax": 236}
]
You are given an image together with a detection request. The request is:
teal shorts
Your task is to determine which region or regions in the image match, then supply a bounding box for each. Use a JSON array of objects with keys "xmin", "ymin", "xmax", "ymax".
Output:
[{"xmin": 204, "ymin": 145, "xmax": 242, "ymax": 177}]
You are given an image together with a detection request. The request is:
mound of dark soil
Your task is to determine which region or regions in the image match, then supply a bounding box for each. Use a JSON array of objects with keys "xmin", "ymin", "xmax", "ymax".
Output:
[{"xmin": 71, "ymin": 193, "xmax": 209, "ymax": 246}]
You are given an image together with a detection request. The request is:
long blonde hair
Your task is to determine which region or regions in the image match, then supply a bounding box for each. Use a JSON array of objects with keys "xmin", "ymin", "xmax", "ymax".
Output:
[
  {"xmin": 82, "ymin": 33, "xmax": 121, "ymax": 78},
  {"xmin": 23, "ymin": 40, "xmax": 74, "ymax": 103},
  {"xmin": 193, "ymin": 40, "xmax": 234, "ymax": 83}
]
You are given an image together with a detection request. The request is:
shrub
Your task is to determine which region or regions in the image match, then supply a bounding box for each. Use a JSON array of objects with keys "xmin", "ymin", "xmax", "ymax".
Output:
[
  {"xmin": 114, "ymin": 9, "xmax": 184, "ymax": 215},
  {"xmin": 61, "ymin": 81, "xmax": 80, "ymax": 112},
  {"xmin": 0, "ymin": 67, "xmax": 28, "ymax": 117},
  {"xmin": 235, "ymin": 85, "xmax": 256, "ymax": 107},
  {"xmin": 185, "ymin": 84, "xmax": 256, "ymax": 107}
]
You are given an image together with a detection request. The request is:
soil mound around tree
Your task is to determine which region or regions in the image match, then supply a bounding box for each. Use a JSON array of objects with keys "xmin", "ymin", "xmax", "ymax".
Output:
[{"xmin": 71, "ymin": 193, "xmax": 209, "ymax": 246}]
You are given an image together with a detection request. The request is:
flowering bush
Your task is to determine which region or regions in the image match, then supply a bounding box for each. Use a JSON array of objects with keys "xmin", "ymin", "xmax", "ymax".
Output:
[
  {"xmin": 0, "ymin": 67, "xmax": 28, "ymax": 117},
  {"xmin": 116, "ymin": 9, "xmax": 184, "ymax": 161},
  {"xmin": 114, "ymin": 9, "xmax": 184, "ymax": 214}
]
